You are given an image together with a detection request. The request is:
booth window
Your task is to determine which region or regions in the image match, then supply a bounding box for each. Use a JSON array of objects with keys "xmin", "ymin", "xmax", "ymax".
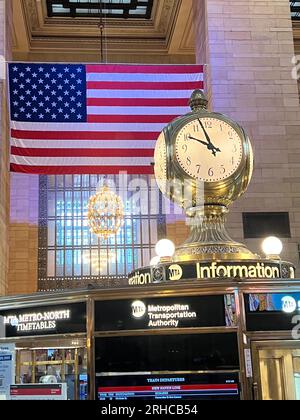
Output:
[
  {"xmin": 38, "ymin": 175, "xmax": 166, "ymax": 290},
  {"xmin": 243, "ymin": 212, "xmax": 291, "ymax": 239}
]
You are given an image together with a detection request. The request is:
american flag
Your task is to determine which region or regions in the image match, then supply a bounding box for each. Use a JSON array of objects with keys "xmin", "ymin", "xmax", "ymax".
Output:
[{"xmin": 8, "ymin": 63, "xmax": 204, "ymax": 175}]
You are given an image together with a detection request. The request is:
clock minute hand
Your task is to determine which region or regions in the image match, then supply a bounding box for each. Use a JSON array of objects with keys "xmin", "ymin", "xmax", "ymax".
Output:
[
  {"xmin": 198, "ymin": 119, "xmax": 213, "ymax": 144},
  {"xmin": 198, "ymin": 120, "xmax": 221, "ymax": 156}
]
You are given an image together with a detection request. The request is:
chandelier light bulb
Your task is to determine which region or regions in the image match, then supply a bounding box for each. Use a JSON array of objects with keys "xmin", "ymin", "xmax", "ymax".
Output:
[{"xmin": 150, "ymin": 256, "xmax": 160, "ymax": 266}]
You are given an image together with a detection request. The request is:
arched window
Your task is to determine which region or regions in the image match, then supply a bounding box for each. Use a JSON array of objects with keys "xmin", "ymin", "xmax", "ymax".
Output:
[{"xmin": 38, "ymin": 174, "xmax": 166, "ymax": 290}]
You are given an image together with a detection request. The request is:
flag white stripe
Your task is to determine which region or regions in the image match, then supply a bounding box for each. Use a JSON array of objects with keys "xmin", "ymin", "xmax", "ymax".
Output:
[
  {"xmin": 86, "ymin": 73, "xmax": 203, "ymax": 83},
  {"xmin": 87, "ymin": 106, "xmax": 189, "ymax": 116},
  {"xmin": 11, "ymin": 138, "xmax": 156, "ymax": 149},
  {"xmin": 11, "ymin": 155, "xmax": 153, "ymax": 166},
  {"xmin": 12, "ymin": 122, "xmax": 166, "ymax": 132},
  {"xmin": 86, "ymin": 89, "xmax": 197, "ymax": 99}
]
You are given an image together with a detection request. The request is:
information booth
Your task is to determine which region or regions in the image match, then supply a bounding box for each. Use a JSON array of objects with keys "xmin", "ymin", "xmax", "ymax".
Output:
[{"xmin": 1, "ymin": 277, "xmax": 300, "ymax": 400}]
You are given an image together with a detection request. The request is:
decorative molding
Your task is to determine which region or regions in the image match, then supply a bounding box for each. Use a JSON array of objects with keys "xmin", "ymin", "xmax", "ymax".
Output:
[
  {"xmin": 24, "ymin": 0, "xmax": 39, "ymax": 29},
  {"xmin": 179, "ymin": 7, "xmax": 195, "ymax": 53},
  {"xmin": 13, "ymin": 0, "xmax": 196, "ymax": 59}
]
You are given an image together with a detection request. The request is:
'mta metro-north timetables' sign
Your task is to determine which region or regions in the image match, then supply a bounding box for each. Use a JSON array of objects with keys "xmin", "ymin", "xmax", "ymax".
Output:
[
  {"xmin": 0, "ymin": 302, "xmax": 86, "ymax": 337},
  {"xmin": 3, "ymin": 309, "xmax": 71, "ymax": 333},
  {"xmin": 128, "ymin": 260, "xmax": 295, "ymax": 286}
]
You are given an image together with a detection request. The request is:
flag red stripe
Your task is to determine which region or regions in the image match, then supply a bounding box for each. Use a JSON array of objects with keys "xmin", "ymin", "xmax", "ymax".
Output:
[
  {"xmin": 87, "ymin": 81, "xmax": 203, "ymax": 91},
  {"xmin": 86, "ymin": 98, "xmax": 189, "ymax": 107},
  {"xmin": 11, "ymin": 147, "xmax": 154, "ymax": 158},
  {"xmin": 11, "ymin": 129, "xmax": 160, "ymax": 141},
  {"xmin": 10, "ymin": 164, "xmax": 154, "ymax": 175},
  {"xmin": 87, "ymin": 115, "xmax": 176, "ymax": 124},
  {"xmin": 86, "ymin": 65, "xmax": 204, "ymax": 74}
]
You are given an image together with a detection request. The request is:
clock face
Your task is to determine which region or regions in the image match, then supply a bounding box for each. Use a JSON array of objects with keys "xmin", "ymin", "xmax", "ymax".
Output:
[
  {"xmin": 175, "ymin": 117, "xmax": 243, "ymax": 182},
  {"xmin": 154, "ymin": 131, "xmax": 167, "ymax": 191}
]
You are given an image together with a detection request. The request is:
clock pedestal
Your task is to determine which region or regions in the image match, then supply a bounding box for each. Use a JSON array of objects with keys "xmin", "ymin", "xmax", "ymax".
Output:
[{"xmin": 174, "ymin": 204, "xmax": 259, "ymax": 263}]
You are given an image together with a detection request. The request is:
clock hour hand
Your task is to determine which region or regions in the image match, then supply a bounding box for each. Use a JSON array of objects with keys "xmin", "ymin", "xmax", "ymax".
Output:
[
  {"xmin": 198, "ymin": 119, "xmax": 221, "ymax": 156},
  {"xmin": 188, "ymin": 135, "xmax": 210, "ymax": 147},
  {"xmin": 189, "ymin": 134, "xmax": 221, "ymax": 157}
]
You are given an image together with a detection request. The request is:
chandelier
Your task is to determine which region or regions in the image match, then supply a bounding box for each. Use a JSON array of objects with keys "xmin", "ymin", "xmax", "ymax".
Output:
[{"xmin": 87, "ymin": 185, "xmax": 124, "ymax": 239}]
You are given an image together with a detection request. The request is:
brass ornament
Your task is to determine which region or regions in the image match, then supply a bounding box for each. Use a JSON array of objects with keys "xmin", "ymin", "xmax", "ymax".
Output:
[{"xmin": 154, "ymin": 89, "xmax": 257, "ymax": 262}]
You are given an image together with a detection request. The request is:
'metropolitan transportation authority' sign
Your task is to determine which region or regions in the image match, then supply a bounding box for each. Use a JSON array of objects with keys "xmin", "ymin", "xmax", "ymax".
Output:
[{"xmin": 128, "ymin": 260, "xmax": 295, "ymax": 286}]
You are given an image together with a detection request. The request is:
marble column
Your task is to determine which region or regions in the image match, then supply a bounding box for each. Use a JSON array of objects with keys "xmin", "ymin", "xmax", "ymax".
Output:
[{"xmin": 194, "ymin": 0, "xmax": 300, "ymax": 269}]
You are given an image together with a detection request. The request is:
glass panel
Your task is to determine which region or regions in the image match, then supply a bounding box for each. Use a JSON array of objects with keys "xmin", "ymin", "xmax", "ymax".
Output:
[
  {"xmin": 95, "ymin": 334, "xmax": 239, "ymax": 373},
  {"xmin": 19, "ymin": 350, "xmax": 32, "ymax": 384},
  {"xmin": 47, "ymin": 250, "xmax": 55, "ymax": 277},
  {"xmin": 15, "ymin": 343, "xmax": 88, "ymax": 400},
  {"xmin": 293, "ymin": 356, "xmax": 300, "ymax": 400},
  {"xmin": 295, "ymin": 374, "xmax": 300, "ymax": 399},
  {"xmin": 46, "ymin": 0, "xmax": 153, "ymax": 19},
  {"xmin": 291, "ymin": 1, "xmax": 300, "ymax": 19},
  {"xmin": 256, "ymin": 348, "xmax": 300, "ymax": 400}
]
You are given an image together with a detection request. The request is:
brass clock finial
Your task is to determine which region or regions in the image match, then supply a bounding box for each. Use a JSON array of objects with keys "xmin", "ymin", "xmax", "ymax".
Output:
[{"xmin": 189, "ymin": 89, "xmax": 208, "ymax": 111}]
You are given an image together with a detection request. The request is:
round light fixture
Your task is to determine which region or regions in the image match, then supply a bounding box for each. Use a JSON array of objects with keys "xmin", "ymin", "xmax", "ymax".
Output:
[
  {"xmin": 150, "ymin": 256, "xmax": 160, "ymax": 266},
  {"xmin": 262, "ymin": 236, "xmax": 283, "ymax": 259},
  {"xmin": 155, "ymin": 239, "xmax": 175, "ymax": 258}
]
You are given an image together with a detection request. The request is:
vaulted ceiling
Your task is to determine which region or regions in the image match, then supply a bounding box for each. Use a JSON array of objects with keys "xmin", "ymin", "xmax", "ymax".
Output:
[{"xmin": 12, "ymin": 0, "xmax": 196, "ymax": 64}]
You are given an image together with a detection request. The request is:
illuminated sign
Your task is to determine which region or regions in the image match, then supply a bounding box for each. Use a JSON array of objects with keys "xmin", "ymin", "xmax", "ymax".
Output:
[
  {"xmin": 168, "ymin": 265, "xmax": 183, "ymax": 281},
  {"xmin": 95, "ymin": 296, "xmax": 228, "ymax": 331},
  {"xmin": 128, "ymin": 260, "xmax": 295, "ymax": 286},
  {"xmin": 246, "ymin": 293, "xmax": 300, "ymax": 332},
  {"xmin": 128, "ymin": 271, "xmax": 152, "ymax": 286},
  {"xmin": 4, "ymin": 310, "xmax": 71, "ymax": 332},
  {"xmin": 10, "ymin": 384, "xmax": 67, "ymax": 400},
  {"xmin": 196, "ymin": 262, "xmax": 280, "ymax": 279},
  {"xmin": 0, "ymin": 303, "xmax": 86, "ymax": 337},
  {"xmin": 96, "ymin": 372, "xmax": 240, "ymax": 401},
  {"xmin": 281, "ymin": 296, "xmax": 298, "ymax": 314},
  {"xmin": 131, "ymin": 301, "xmax": 197, "ymax": 328},
  {"xmin": 248, "ymin": 294, "xmax": 300, "ymax": 313},
  {"xmin": 131, "ymin": 301, "xmax": 146, "ymax": 319}
]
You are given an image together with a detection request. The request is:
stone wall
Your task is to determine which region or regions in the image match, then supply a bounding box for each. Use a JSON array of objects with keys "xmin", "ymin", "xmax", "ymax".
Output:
[
  {"xmin": 193, "ymin": 0, "xmax": 300, "ymax": 270},
  {"xmin": 8, "ymin": 174, "xmax": 39, "ymax": 295},
  {"xmin": 0, "ymin": 0, "xmax": 12, "ymax": 295}
]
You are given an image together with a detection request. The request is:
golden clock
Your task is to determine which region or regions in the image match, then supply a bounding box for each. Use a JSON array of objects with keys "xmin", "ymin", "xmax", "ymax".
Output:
[
  {"xmin": 154, "ymin": 90, "xmax": 257, "ymax": 262},
  {"xmin": 154, "ymin": 131, "xmax": 167, "ymax": 195}
]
